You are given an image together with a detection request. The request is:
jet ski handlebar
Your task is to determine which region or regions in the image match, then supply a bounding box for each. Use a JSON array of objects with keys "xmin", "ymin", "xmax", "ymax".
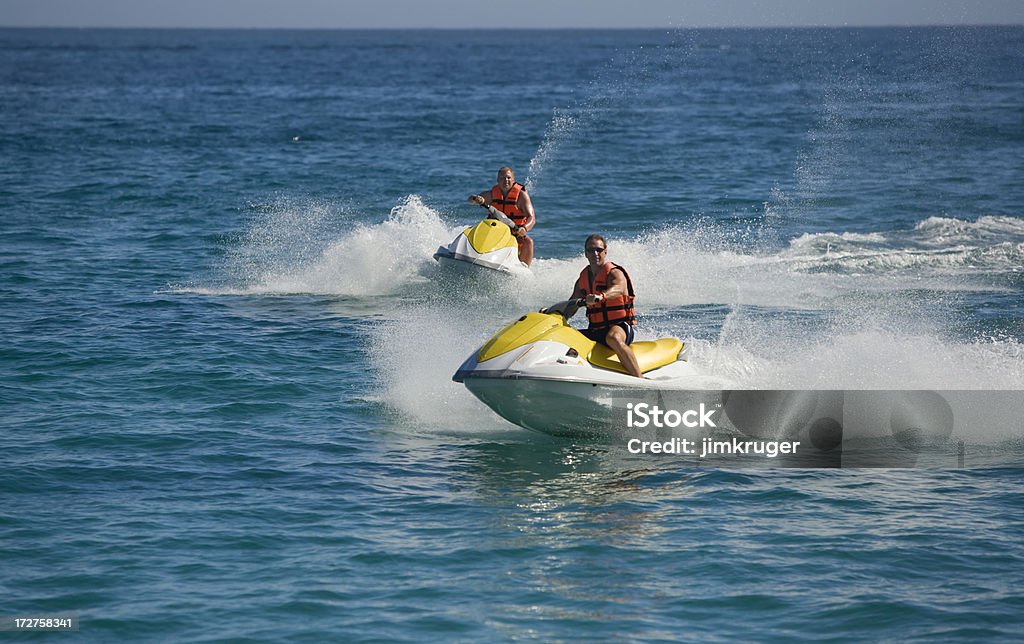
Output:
[
  {"xmin": 541, "ymin": 299, "xmax": 586, "ymax": 318},
  {"xmin": 480, "ymin": 204, "xmax": 520, "ymax": 233}
]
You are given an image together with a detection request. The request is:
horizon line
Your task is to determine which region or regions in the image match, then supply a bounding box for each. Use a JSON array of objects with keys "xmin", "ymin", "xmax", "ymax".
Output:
[{"xmin": 1, "ymin": 23, "xmax": 1021, "ymax": 30}]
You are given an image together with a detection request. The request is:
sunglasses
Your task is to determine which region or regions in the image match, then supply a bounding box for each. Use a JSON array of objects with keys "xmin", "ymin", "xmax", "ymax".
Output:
[{"xmin": 585, "ymin": 247, "xmax": 606, "ymax": 253}]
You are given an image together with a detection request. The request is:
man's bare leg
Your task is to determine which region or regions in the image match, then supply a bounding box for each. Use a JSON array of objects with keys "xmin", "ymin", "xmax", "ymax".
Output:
[
  {"xmin": 606, "ymin": 326, "xmax": 642, "ymax": 378},
  {"xmin": 518, "ymin": 236, "xmax": 534, "ymax": 266}
]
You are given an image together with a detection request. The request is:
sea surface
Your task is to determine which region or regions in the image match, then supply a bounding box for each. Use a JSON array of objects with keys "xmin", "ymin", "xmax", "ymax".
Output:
[{"xmin": 2, "ymin": 27, "xmax": 1024, "ymax": 641}]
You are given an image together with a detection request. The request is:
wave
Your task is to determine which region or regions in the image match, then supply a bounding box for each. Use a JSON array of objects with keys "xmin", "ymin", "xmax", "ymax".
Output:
[
  {"xmin": 369, "ymin": 295, "xmax": 1024, "ymax": 434},
  {"xmin": 782, "ymin": 240, "xmax": 1024, "ymax": 274},
  {"xmin": 714, "ymin": 317, "xmax": 1024, "ymax": 390},
  {"xmin": 169, "ymin": 202, "xmax": 1023, "ymax": 338},
  {"xmin": 177, "ymin": 198, "xmax": 1022, "ymax": 301},
  {"xmin": 915, "ymin": 215, "xmax": 1024, "ymax": 243},
  {"xmin": 172, "ymin": 202, "xmax": 1024, "ymax": 426},
  {"xmin": 781, "ymin": 216, "xmax": 1024, "ymax": 274},
  {"xmin": 171, "ymin": 195, "xmax": 449, "ymax": 297}
]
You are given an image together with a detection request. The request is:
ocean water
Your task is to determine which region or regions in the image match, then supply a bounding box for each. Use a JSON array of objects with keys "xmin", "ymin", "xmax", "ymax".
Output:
[{"xmin": 2, "ymin": 27, "xmax": 1024, "ymax": 640}]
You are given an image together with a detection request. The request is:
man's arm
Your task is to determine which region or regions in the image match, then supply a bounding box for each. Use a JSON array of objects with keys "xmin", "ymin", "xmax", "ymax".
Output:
[
  {"xmin": 586, "ymin": 268, "xmax": 627, "ymax": 306},
  {"xmin": 602, "ymin": 268, "xmax": 629, "ymax": 300},
  {"xmin": 516, "ymin": 191, "xmax": 536, "ymax": 233}
]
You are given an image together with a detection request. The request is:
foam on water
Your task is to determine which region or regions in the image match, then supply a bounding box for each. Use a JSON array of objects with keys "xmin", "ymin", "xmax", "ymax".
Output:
[
  {"xmin": 367, "ymin": 303, "xmax": 521, "ymax": 433},
  {"xmin": 180, "ymin": 207, "xmax": 1021, "ymax": 301},
  {"xmin": 916, "ymin": 214, "xmax": 1024, "ymax": 244},
  {"xmin": 361, "ymin": 214, "xmax": 1024, "ymax": 429},
  {"xmin": 782, "ymin": 216, "xmax": 1024, "ymax": 275},
  {"xmin": 235, "ymin": 195, "xmax": 454, "ymax": 296},
  {"xmin": 714, "ymin": 286, "xmax": 1024, "ymax": 389},
  {"xmin": 179, "ymin": 196, "xmax": 1024, "ymax": 428},
  {"xmin": 173, "ymin": 195, "xmax": 458, "ymax": 296}
]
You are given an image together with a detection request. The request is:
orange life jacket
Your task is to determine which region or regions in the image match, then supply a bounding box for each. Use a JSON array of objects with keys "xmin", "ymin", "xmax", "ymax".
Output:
[
  {"xmin": 489, "ymin": 182, "xmax": 528, "ymax": 226},
  {"xmin": 575, "ymin": 262, "xmax": 637, "ymax": 329}
]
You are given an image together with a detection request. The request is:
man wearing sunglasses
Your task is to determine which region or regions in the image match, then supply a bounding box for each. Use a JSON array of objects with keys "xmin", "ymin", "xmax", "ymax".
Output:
[{"xmin": 568, "ymin": 234, "xmax": 643, "ymax": 378}]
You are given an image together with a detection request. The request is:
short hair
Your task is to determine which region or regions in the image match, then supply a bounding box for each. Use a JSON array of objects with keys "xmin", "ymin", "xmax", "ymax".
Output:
[
  {"xmin": 584, "ymin": 234, "xmax": 606, "ymax": 249},
  {"xmin": 497, "ymin": 166, "xmax": 515, "ymax": 178}
]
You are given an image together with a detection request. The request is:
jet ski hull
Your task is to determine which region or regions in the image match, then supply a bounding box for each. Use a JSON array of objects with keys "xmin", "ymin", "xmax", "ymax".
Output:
[
  {"xmin": 434, "ymin": 248, "xmax": 530, "ymax": 276},
  {"xmin": 433, "ymin": 219, "xmax": 531, "ymax": 276},
  {"xmin": 453, "ymin": 314, "xmax": 731, "ymax": 436},
  {"xmin": 461, "ymin": 364, "xmax": 725, "ymax": 437}
]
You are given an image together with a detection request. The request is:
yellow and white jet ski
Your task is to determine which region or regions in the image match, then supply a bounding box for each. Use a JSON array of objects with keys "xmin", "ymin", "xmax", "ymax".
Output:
[
  {"xmin": 433, "ymin": 205, "xmax": 531, "ymax": 276},
  {"xmin": 453, "ymin": 302, "xmax": 726, "ymax": 435}
]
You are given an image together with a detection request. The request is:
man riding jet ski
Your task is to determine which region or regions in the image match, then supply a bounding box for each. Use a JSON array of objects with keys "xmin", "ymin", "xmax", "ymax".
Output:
[
  {"xmin": 453, "ymin": 235, "xmax": 726, "ymax": 434},
  {"xmin": 564, "ymin": 233, "xmax": 642, "ymax": 378},
  {"xmin": 433, "ymin": 166, "xmax": 536, "ymax": 276},
  {"xmin": 452, "ymin": 303, "xmax": 716, "ymax": 435},
  {"xmin": 468, "ymin": 166, "xmax": 536, "ymax": 266}
]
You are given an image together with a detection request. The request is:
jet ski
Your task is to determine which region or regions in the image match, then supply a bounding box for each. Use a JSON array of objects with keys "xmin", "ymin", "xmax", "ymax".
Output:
[
  {"xmin": 433, "ymin": 205, "xmax": 531, "ymax": 276},
  {"xmin": 453, "ymin": 300, "xmax": 728, "ymax": 436},
  {"xmin": 454, "ymin": 303, "xmax": 985, "ymax": 460}
]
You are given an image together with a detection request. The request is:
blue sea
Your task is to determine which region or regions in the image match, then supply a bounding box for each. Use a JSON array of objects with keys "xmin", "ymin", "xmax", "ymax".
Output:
[{"xmin": 3, "ymin": 27, "xmax": 1024, "ymax": 641}]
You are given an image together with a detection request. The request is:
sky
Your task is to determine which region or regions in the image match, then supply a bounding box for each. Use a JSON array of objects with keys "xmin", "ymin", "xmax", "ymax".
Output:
[{"xmin": 1, "ymin": 0, "xmax": 1023, "ymax": 29}]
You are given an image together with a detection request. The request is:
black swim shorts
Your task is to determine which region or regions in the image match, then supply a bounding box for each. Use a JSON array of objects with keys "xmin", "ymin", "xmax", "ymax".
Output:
[{"xmin": 581, "ymin": 322, "xmax": 635, "ymax": 346}]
